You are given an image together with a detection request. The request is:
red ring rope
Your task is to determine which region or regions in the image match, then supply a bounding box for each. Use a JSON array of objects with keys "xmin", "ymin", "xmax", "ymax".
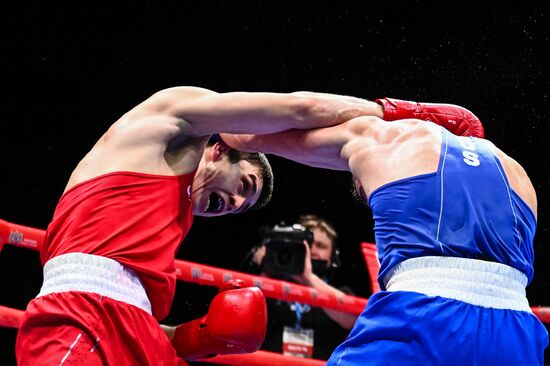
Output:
[
  {"xmin": 1, "ymin": 219, "xmax": 549, "ymax": 322},
  {"xmin": 0, "ymin": 219, "xmax": 368, "ymax": 314},
  {"xmin": 1, "ymin": 219, "xmax": 549, "ymax": 366},
  {"xmin": 207, "ymin": 350, "xmax": 326, "ymax": 366}
]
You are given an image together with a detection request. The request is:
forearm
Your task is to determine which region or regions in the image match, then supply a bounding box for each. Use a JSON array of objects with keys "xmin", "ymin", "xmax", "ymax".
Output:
[
  {"xmin": 152, "ymin": 87, "xmax": 382, "ymax": 137},
  {"xmin": 221, "ymin": 123, "xmax": 353, "ymax": 171},
  {"xmin": 297, "ymin": 274, "xmax": 357, "ymax": 330},
  {"xmin": 292, "ymin": 91, "xmax": 384, "ymax": 115}
]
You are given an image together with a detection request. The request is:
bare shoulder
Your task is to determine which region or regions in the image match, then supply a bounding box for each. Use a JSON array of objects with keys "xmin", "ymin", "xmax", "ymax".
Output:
[
  {"xmin": 344, "ymin": 116, "xmax": 440, "ymax": 143},
  {"xmin": 64, "ymin": 88, "xmax": 214, "ymax": 189},
  {"xmin": 485, "ymin": 141, "xmax": 537, "ymax": 216},
  {"xmin": 102, "ymin": 86, "xmax": 217, "ymax": 146},
  {"xmin": 343, "ymin": 117, "xmax": 442, "ymax": 158},
  {"xmin": 109, "ymin": 86, "xmax": 216, "ymax": 133},
  {"xmin": 344, "ymin": 118, "xmax": 442, "ymax": 197}
]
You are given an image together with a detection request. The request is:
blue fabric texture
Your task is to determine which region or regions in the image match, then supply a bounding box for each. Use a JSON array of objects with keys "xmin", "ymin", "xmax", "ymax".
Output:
[
  {"xmin": 328, "ymin": 291, "xmax": 548, "ymax": 366},
  {"xmin": 369, "ymin": 129, "xmax": 536, "ymax": 287}
]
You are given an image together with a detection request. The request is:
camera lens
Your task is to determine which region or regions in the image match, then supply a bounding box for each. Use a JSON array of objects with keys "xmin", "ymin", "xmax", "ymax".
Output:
[
  {"xmin": 277, "ymin": 248, "xmax": 292, "ymax": 266},
  {"xmin": 261, "ymin": 225, "xmax": 308, "ymax": 277}
]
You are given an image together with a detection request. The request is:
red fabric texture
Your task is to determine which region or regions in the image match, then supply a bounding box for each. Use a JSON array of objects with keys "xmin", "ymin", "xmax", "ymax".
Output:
[
  {"xmin": 41, "ymin": 171, "xmax": 195, "ymax": 320},
  {"xmin": 16, "ymin": 292, "xmax": 187, "ymax": 365}
]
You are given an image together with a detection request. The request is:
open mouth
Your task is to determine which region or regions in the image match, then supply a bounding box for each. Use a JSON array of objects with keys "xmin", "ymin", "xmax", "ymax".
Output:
[{"xmin": 206, "ymin": 192, "xmax": 225, "ymax": 213}]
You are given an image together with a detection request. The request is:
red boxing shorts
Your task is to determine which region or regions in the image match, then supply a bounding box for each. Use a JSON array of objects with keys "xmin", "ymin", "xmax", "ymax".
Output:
[{"xmin": 15, "ymin": 253, "xmax": 187, "ymax": 365}]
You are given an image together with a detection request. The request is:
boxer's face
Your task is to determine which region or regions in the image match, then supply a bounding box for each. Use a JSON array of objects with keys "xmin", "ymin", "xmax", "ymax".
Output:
[{"xmin": 192, "ymin": 148, "xmax": 263, "ymax": 217}]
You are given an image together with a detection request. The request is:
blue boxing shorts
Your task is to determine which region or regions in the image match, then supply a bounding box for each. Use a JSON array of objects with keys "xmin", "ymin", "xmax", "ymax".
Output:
[{"xmin": 327, "ymin": 257, "xmax": 549, "ymax": 366}]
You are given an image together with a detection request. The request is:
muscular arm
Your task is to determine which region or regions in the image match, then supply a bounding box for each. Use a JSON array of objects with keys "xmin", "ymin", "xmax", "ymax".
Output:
[
  {"xmin": 221, "ymin": 117, "xmax": 443, "ymax": 198},
  {"xmin": 83, "ymin": 88, "xmax": 381, "ymax": 178},
  {"xmin": 220, "ymin": 126, "xmax": 348, "ymax": 170},
  {"xmin": 132, "ymin": 86, "xmax": 382, "ymax": 138},
  {"xmin": 220, "ymin": 116, "xmax": 386, "ymax": 171}
]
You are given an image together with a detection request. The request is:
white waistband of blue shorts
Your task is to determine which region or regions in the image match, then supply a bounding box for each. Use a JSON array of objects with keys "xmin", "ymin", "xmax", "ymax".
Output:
[
  {"xmin": 383, "ymin": 256, "xmax": 531, "ymax": 312},
  {"xmin": 37, "ymin": 253, "xmax": 152, "ymax": 314}
]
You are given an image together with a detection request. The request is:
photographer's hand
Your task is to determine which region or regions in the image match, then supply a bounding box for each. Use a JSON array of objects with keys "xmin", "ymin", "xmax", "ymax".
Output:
[
  {"xmin": 292, "ymin": 242, "xmax": 357, "ymax": 330},
  {"xmin": 292, "ymin": 241, "xmax": 315, "ymax": 286},
  {"xmin": 252, "ymin": 245, "xmax": 266, "ymax": 266}
]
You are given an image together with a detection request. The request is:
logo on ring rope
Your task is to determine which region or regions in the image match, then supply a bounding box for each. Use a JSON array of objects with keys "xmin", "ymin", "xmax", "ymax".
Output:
[{"xmin": 9, "ymin": 231, "xmax": 23, "ymax": 244}]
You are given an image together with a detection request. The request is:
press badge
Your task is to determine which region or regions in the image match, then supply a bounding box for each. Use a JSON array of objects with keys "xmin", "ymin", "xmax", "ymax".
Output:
[{"xmin": 282, "ymin": 326, "xmax": 314, "ymax": 358}]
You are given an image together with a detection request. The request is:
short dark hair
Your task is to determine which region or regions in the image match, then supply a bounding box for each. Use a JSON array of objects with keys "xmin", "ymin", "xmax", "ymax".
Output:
[{"xmin": 208, "ymin": 136, "xmax": 274, "ymax": 211}]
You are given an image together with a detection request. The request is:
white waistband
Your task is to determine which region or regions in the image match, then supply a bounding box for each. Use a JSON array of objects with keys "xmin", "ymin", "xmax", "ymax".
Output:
[
  {"xmin": 383, "ymin": 256, "xmax": 531, "ymax": 312},
  {"xmin": 38, "ymin": 253, "xmax": 152, "ymax": 314}
]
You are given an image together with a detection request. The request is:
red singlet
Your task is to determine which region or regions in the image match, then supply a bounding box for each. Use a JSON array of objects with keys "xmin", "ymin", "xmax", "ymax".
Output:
[{"xmin": 42, "ymin": 171, "xmax": 195, "ymax": 320}]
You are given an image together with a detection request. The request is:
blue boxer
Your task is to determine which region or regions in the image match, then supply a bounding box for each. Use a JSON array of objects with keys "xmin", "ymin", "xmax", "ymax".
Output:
[{"xmin": 328, "ymin": 129, "xmax": 548, "ymax": 365}]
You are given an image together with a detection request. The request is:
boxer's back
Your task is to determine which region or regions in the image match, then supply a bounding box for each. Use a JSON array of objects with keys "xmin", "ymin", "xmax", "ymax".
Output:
[
  {"xmin": 361, "ymin": 126, "xmax": 537, "ymax": 287},
  {"xmin": 344, "ymin": 118, "xmax": 442, "ymax": 198}
]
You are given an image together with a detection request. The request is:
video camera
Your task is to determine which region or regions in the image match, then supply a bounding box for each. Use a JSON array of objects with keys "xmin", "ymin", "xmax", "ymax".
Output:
[{"xmin": 260, "ymin": 223, "xmax": 314, "ymax": 278}]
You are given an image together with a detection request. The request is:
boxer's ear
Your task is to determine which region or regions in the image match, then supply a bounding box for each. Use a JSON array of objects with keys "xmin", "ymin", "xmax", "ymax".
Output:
[{"xmin": 211, "ymin": 142, "xmax": 231, "ymax": 161}]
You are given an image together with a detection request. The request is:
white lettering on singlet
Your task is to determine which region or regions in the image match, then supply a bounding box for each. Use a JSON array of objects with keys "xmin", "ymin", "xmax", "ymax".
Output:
[
  {"xmin": 462, "ymin": 151, "xmax": 480, "ymax": 166},
  {"xmin": 458, "ymin": 137, "xmax": 480, "ymax": 167}
]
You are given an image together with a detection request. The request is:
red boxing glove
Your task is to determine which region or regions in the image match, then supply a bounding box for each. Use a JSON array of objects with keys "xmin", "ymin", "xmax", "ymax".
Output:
[
  {"xmin": 172, "ymin": 285, "xmax": 267, "ymax": 361},
  {"xmin": 375, "ymin": 97, "xmax": 485, "ymax": 138}
]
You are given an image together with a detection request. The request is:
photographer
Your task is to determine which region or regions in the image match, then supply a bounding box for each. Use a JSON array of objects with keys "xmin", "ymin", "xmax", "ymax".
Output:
[{"xmin": 242, "ymin": 214, "xmax": 357, "ymax": 359}]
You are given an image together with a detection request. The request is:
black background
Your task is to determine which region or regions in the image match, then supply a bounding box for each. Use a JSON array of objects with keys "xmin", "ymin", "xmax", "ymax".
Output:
[{"xmin": 1, "ymin": 1, "xmax": 549, "ymax": 365}]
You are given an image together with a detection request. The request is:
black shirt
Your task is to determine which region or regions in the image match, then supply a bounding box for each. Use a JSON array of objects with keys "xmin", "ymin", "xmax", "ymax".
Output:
[{"xmin": 261, "ymin": 285, "xmax": 354, "ymax": 360}]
